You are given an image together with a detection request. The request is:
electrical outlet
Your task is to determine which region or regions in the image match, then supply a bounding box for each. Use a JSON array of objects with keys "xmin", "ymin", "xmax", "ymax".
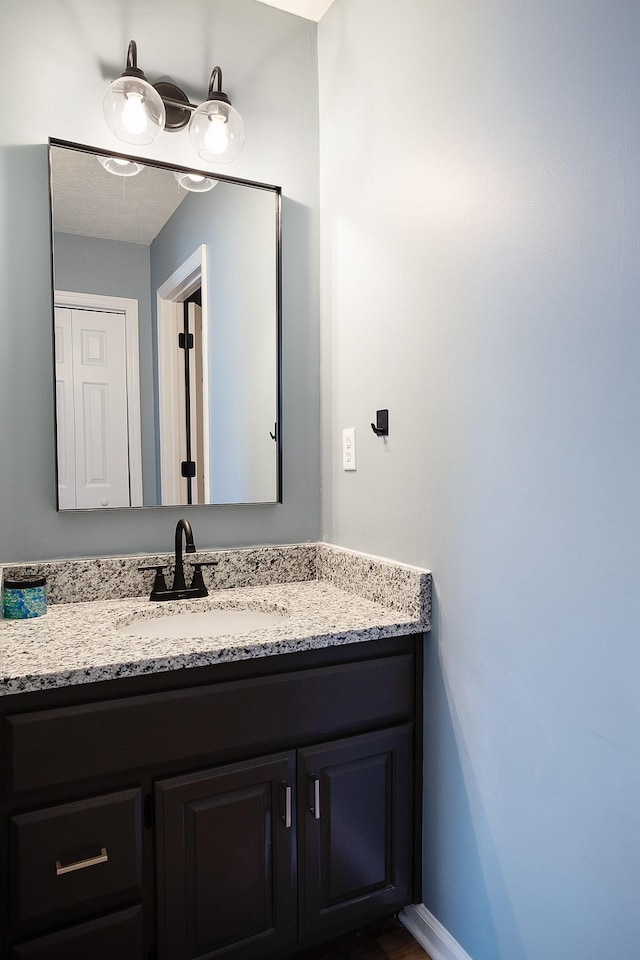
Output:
[{"xmin": 342, "ymin": 428, "xmax": 356, "ymax": 471}]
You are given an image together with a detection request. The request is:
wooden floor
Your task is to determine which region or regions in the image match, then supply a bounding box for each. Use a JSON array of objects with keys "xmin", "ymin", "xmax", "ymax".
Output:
[{"xmin": 293, "ymin": 918, "xmax": 432, "ymax": 960}]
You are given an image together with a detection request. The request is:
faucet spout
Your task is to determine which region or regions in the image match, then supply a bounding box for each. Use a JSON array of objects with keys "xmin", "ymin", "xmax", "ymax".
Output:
[{"xmin": 173, "ymin": 518, "xmax": 196, "ymax": 592}]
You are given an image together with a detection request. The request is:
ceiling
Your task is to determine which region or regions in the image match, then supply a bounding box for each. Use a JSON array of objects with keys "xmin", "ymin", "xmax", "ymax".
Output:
[
  {"xmin": 255, "ymin": 0, "xmax": 336, "ymax": 21},
  {"xmin": 51, "ymin": 147, "xmax": 187, "ymax": 245}
]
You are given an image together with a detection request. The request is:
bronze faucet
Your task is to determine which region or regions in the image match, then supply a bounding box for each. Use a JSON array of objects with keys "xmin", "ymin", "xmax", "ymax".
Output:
[{"xmin": 139, "ymin": 519, "xmax": 216, "ymax": 601}]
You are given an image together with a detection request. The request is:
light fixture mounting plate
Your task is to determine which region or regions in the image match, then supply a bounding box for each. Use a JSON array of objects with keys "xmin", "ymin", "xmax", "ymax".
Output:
[{"xmin": 154, "ymin": 82, "xmax": 192, "ymax": 131}]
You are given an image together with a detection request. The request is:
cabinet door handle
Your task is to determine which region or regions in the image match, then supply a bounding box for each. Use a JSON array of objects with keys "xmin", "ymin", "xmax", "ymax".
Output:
[
  {"xmin": 310, "ymin": 776, "xmax": 321, "ymax": 820},
  {"xmin": 55, "ymin": 847, "xmax": 109, "ymax": 876},
  {"xmin": 281, "ymin": 782, "xmax": 292, "ymax": 828}
]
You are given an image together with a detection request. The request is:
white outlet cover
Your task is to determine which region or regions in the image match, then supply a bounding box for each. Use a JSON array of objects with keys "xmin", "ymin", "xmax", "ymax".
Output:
[{"xmin": 342, "ymin": 427, "xmax": 356, "ymax": 471}]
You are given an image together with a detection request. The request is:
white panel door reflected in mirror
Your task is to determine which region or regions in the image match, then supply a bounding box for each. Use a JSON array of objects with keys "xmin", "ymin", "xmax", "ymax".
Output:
[
  {"xmin": 49, "ymin": 140, "xmax": 281, "ymax": 510},
  {"xmin": 54, "ymin": 294, "xmax": 141, "ymax": 509}
]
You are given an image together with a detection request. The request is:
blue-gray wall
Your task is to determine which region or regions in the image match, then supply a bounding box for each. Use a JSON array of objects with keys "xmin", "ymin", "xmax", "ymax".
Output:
[
  {"xmin": 150, "ymin": 181, "xmax": 278, "ymax": 504},
  {"xmin": 0, "ymin": 0, "xmax": 320, "ymax": 560},
  {"xmin": 319, "ymin": 1, "xmax": 640, "ymax": 958}
]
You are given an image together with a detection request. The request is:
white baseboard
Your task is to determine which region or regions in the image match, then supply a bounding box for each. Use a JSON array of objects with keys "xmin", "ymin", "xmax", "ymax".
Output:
[{"xmin": 400, "ymin": 904, "xmax": 474, "ymax": 960}]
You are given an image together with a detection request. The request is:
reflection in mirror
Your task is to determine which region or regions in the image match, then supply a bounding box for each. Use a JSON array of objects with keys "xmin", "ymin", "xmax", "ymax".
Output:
[{"xmin": 49, "ymin": 140, "xmax": 281, "ymax": 510}]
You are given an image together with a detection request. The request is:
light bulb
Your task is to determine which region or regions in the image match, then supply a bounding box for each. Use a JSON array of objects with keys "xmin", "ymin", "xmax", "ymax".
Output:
[
  {"xmin": 121, "ymin": 92, "xmax": 148, "ymax": 136},
  {"xmin": 103, "ymin": 75, "xmax": 165, "ymax": 145},
  {"xmin": 188, "ymin": 97, "xmax": 244, "ymax": 163},
  {"xmin": 204, "ymin": 114, "xmax": 229, "ymax": 156}
]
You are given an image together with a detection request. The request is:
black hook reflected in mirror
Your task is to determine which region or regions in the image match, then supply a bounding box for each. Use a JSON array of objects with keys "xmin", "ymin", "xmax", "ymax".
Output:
[
  {"xmin": 371, "ymin": 409, "xmax": 389, "ymax": 437},
  {"xmin": 270, "ymin": 423, "xmax": 278, "ymax": 441}
]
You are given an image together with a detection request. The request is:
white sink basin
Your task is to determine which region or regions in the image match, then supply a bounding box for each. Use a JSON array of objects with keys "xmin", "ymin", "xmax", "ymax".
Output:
[{"xmin": 118, "ymin": 608, "xmax": 286, "ymax": 640}]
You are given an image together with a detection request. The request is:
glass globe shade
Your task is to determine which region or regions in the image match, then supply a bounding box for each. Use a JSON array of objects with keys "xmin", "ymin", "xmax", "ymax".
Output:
[
  {"xmin": 188, "ymin": 100, "xmax": 245, "ymax": 163},
  {"xmin": 173, "ymin": 171, "xmax": 218, "ymax": 193},
  {"xmin": 103, "ymin": 76, "xmax": 166, "ymax": 145},
  {"xmin": 97, "ymin": 156, "xmax": 144, "ymax": 177}
]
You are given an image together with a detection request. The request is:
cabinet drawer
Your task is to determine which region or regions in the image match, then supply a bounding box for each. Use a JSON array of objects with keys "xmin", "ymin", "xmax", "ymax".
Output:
[
  {"xmin": 7, "ymin": 654, "xmax": 414, "ymax": 791},
  {"xmin": 11, "ymin": 905, "xmax": 144, "ymax": 960},
  {"xmin": 10, "ymin": 788, "xmax": 142, "ymax": 925}
]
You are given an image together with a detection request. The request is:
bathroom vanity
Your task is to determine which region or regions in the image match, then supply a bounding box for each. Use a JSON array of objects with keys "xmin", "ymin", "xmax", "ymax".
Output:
[{"xmin": 0, "ymin": 544, "xmax": 431, "ymax": 960}]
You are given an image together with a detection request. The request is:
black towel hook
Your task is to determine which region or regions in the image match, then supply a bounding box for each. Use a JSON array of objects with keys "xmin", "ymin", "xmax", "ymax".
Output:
[{"xmin": 371, "ymin": 409, "xmax": 389, "ymax": 437}]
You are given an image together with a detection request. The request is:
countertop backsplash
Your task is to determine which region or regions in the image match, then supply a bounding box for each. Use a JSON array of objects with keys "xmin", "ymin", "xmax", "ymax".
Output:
[{"xmin": 1, "ymin": 543, "xmax": 431, "ymax": 626}]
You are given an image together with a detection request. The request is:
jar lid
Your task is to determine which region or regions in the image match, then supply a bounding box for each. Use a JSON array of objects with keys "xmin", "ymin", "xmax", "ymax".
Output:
[{"xmin": 4, "ymin": 576, "xmax": 47, "ymax": 589}]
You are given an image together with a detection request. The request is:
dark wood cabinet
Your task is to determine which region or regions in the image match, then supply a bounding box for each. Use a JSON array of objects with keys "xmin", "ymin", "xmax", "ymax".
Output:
[
  {"xmin": 299, "ymin": 725, "xmax": 413, "ymax": 941},
  {"xmin": 0, "ymin": 636, "xmax": 422, "ymax": 960},
  {"xmin": 155, "ymin": 726, "xmax": 413, "ymax": 960},
  {"xmin": 156, "ymin": 753, "xmax": 297, "ymax": 960}
]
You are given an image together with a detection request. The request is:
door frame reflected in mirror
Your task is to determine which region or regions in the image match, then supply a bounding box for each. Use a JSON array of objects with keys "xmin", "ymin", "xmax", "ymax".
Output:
[{"xmin": 156, "ymin": 245, "xmax": 210, "ymax": 506}]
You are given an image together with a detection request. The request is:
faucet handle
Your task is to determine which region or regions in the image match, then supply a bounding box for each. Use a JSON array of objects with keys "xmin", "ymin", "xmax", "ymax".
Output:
[
  {"xmin": 188, "ymin": 560, "xmax": 218, "ymax": 578},
  {"xmin": 186, "ymin": 561, "xmax": 214, "ymax": 598},
  {"xmin": 138, "ymin": 565, "xmax": 169, "ymax": 600}
]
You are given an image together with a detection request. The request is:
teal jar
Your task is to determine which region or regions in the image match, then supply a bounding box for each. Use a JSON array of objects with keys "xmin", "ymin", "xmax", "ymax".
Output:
[{"xmin": 3, "ymin": 577, "xmax": 47, "ymax": 619}]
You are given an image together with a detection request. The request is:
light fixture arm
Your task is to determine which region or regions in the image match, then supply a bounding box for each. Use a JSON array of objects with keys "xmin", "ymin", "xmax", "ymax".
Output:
[
  {"xmin": 157, "ymin": 92, "xmax": 198, "ymax": 114},
  {"xmin": 207, "ymin": 66, "xmax": 230, "ymax": 105},
  {"xmin": 154, "ymin": 66, "xmax": 231, "ymax": 118},
  {"xmin": 120, "ymin": 40, "xmax": 146, "ymax": 81},
  {"xmin": 209, "ymin": 66, "xmax": 222, "ymax": 95}
]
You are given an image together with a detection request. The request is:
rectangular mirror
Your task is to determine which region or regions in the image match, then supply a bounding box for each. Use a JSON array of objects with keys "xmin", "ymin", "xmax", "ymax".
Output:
[{"xmin": 49, "ymin": 140, "xmax": 281, "ymax": 510}]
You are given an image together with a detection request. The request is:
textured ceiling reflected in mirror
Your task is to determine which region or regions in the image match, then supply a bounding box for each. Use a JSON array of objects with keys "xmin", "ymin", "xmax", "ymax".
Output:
[{"xmin": 52, "ymin": 147, "xmax": 185, "ymax": 244}]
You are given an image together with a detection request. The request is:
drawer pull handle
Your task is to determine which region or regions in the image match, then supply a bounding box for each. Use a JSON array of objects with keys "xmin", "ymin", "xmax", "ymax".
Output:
[
  {"xmin": 281, "ymin": 783, "xmax": 292, "ymax": 829},
  {"xmin": 311, "ymin": 777, "xmax": 321, "ymax": 820},
  {"xmin": 55, "ymin": 847, "xmax": 109, "ymax": 876}
]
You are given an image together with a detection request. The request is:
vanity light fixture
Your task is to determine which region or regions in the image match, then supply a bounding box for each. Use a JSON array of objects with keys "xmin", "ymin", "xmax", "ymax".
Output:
[
  {"xmin": 103, "ymin": 41, "xmax": 245, "ymax": 163},
  {"xmin": 173, "ymin": 171, "xmax": 218, "ymax": 193},
  {"xmin": 97, "ymin": 155, "xmax": 144, "ymax": 177}
]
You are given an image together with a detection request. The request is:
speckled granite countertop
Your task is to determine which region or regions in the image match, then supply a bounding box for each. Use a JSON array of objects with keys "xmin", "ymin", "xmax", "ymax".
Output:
[{"xmin": 0, "ymin": 544, "xmax": 431, "ymax": 697}]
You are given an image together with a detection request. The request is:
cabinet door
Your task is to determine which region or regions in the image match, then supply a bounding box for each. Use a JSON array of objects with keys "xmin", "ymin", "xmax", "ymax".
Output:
[
  {"xmin": 156, "ymin": 752, "xmax": 296, "ymax": 960},
  {"xmin": 298, "ymin": 725, "xmax": 413, "ymax": 941}
]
